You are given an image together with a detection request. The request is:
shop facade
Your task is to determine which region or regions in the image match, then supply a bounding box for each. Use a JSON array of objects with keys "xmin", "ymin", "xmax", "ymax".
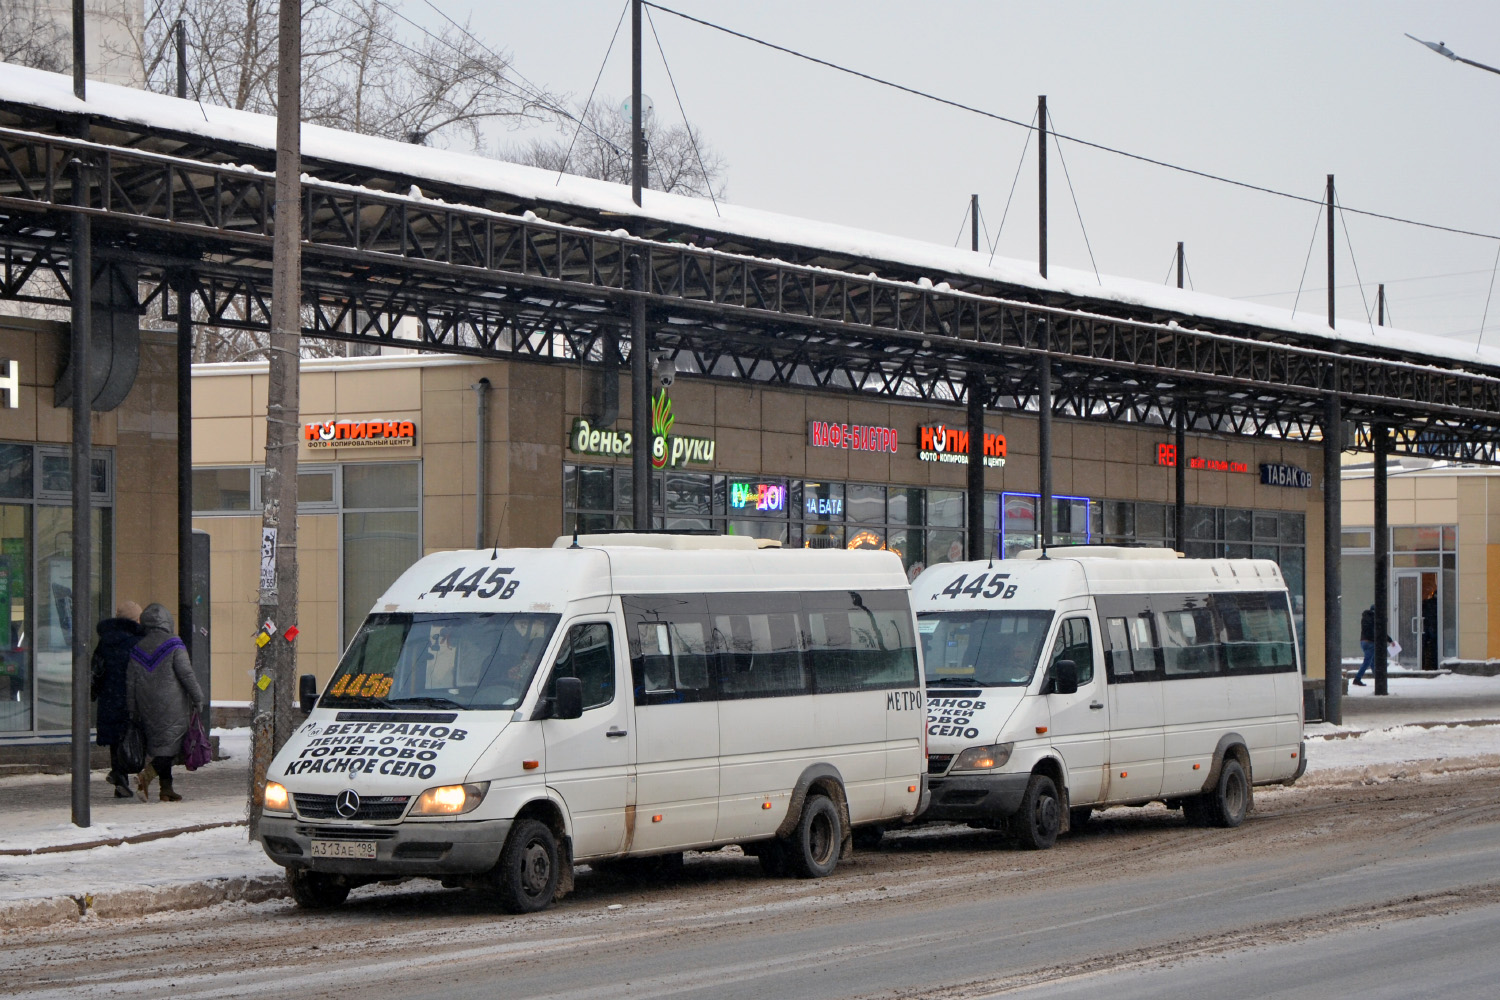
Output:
[
  {"xmin": 1340, "ymin": 462, "xmax": 1500, "ymax": 670},
  {"xmin": 192, "ymin": 353, "xmax": 1329, "ymax": 707},
  {"xmin": 0, "ymin": 315, "xmax": 181, "ymax": 748}
]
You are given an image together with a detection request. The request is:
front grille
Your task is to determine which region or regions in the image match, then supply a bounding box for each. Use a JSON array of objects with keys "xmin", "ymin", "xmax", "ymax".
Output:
[
  {"xmin": 928, "ymin": 754, "xmax": 954, "ymax": 775},
  {"xmin": 296, "ymin": 825, "xmax": 399, "ymax": 841},
  {"xmin": 294, "ymin": 793, "xmax": 411, "ymax": 821}
]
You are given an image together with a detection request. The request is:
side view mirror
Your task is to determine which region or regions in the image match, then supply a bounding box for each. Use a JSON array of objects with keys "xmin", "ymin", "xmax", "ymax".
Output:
[
  {"xmin": 554, "ymin": 676, "xmax": 584, "ymax": 720},
  {"xmin": 299, "ymin": 674, "xmax": 319, "ymax": 714},
  {"xmin": 1052, "ymin": 659, "xmax": 1079, "ymax": 696}
]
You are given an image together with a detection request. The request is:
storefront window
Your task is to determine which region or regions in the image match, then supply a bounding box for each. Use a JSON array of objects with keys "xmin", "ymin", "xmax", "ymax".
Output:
[
  {"xmin": 193, "ymin": 468, "xmax": 253, "ymax": 512},
  {"xmin": 340, "ymin": 463, "xmax": 421, "ymax": 646},
  {"xmin": 33, "ymin": 506, "xmax": 111, "ymax": 732},
  {"xmin": 0, "ymin": 505, "xmax": 29, "ymax": 733},
  {"xmin": 846, "ymin": 484, "xmax": 886, "ymax": 524},
  {"xmin": 0, "ymin": 445, "xmax": 32, "ymax": 499}
]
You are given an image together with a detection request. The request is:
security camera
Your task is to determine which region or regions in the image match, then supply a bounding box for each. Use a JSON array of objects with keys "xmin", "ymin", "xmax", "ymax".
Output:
[{"xmin": 654, "ymin": 351, "xmax": 675, "ymax": 388}]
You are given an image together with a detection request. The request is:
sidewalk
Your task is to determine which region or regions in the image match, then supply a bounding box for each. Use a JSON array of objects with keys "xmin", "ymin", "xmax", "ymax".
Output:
[
  {"xmin": 0, "ymin": 729, "xmax": 286, "ymax": 929},
  {"xmin": 7, "ymin": 674, "xmax": 1500, "ymax": 930}
]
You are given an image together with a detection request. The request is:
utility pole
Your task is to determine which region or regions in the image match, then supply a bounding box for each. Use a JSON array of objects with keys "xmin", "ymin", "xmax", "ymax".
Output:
[
  {"xmin": 1037, "ymin": 95, "xmax": 1048, "ymax": 280},
  {"xmin": 176, "ymin": 19, "xmax": 187, "ymax": 99},
  {"xmin": 1377, "ymin": 283, "xmax": 1386, "ymax": 327},
  {"xmin": 1326, "ymin": 174, "xmax": 1335, "ymax": 329},
  {"xmin": 971, "ymin": 194, "xmax": 980, "ymax": 253},
  {"xmin": 631, "ymin": 0, "xmax": 644, "ymax": 207},
  {"xmin": 1176, "ymin": 242, "xmax": 1185, "ymax": 289},
  {"xmin": 72, "ymin": 0, "xmax": 85, "ymax": 99},
  {"xmin": 68, "ymin": 154, "xmax": 92, "ymax": 829},
  {"xmin": 250, "ymin": 0, "xmax": 303, "ymax": 840}
]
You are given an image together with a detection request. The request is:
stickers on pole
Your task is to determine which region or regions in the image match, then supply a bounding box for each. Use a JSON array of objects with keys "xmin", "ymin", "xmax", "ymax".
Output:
[
  {"xmin": 284, "ymin": 625, "xmax": 300, "ymax": 642},
  {"xmin": 255, "ymin": 631, "xmax": 270, "ymax": 648},
  {"xmin": 256, "ymin": 674, "xmax": 271, "ymax": 691},
  {"xmin": 262, "ymin": 619, "xmax": 277, "ymax": 636}
]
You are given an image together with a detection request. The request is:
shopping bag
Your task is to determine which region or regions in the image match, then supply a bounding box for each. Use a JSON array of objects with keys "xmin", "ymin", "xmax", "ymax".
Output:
[
  {"xmin": 183, "ymin": 711, "xmax": 212, "ymax": 771},
  {"xmin": 118, "ymin": 721, "xmax": 146, "ymax": 775},
  {"xmin": 1387, "ymin": 639, "xmax": 1402, "ymax": 660}
]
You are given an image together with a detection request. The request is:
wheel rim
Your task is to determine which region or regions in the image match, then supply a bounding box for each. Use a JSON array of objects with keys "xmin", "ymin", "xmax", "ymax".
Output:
[
  {"xmin": 808, "ymin": 810, "xmax": 836, "ymax": 866},
  {"xmin": 519, "ymin": 839, "xmax": 552, "ymax": 897},
  {"xmin": 1225, "ymin": 770, "xmax": 1246, "ymax": 818},
  {"xmin": 1034, "ymin": 791, "xmax": 1059, "ymax": 838}
]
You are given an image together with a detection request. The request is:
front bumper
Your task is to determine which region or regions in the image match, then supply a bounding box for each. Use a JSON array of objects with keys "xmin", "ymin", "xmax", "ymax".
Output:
[
  {"xmin": 921, "ymin": 771, "xmax": 1031, "ymax": 823},
  {"xmin": 260, "ymin": 815, "xmax": 513, "ymax": 876}
]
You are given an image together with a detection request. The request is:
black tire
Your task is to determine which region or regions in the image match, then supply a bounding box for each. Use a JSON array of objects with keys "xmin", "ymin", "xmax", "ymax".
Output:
[
  {"xmin": 495, "ymin": 819, "xmax": 560, "ymax": 913},
  {"xmin": 1069, "ymin": 806, "xmax": 1093, "ymax": 832},
  {"xmin": 783, "ymin": 794, "xmax": 842, "ymax": 879},
  {"xmin": 1184, "ymin": 757, "xmax": 1250, "ymax": 828},
  {"xmin": 1011, "ymin": 774, "xmax": 1062, "ymax": 850},
  {"xmin": 851, "ymin": 824, "xmax": 885, "ymax": 850},
  {"xmin": 286, "ymin": 869, "xmax": 350, "ymax": 910}
]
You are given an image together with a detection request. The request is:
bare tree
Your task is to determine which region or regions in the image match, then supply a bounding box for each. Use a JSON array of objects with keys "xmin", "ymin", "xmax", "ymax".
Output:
[
  {"xmin": 511, "ymin": 96, "xmax": 727, "ymax": 200},
  {"xmin": 141, "ymin": 1, "xmax": 555, "ymax": 150},
  {"xmin": 0, "ymin": 0, "xmax": 69, "ymax": 73}
]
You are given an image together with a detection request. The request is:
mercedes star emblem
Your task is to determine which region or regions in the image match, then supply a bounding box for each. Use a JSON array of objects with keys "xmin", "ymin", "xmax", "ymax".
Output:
[{"xmin": 335, "ymin": 788, "xmax": 361, "ymax": 819}]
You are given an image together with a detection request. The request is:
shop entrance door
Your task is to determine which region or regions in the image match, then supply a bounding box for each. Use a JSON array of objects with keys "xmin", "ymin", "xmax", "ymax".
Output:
[{"xmin": 1392, "ymin": 571, "xmax": 1439, "ymax": 671}]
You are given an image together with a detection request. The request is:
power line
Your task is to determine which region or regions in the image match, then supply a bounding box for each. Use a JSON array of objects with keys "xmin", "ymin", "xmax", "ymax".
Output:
[
  {"xmin": 644, "ymin": 4, "xmax": 722, "ymax": 212},
  {"xmin": 645, "ymin": 1, "xmax": 1500, "ymax": 245}
]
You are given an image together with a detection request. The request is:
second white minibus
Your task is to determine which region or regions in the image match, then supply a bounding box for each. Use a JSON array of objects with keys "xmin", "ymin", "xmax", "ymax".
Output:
[
  {"xmin": 259, "ymin": 534, "xmax": 928, "ymax": 912},
  {"xmin": 913, "ymin": 547, "xmax": 1304, "ymax": 848}
]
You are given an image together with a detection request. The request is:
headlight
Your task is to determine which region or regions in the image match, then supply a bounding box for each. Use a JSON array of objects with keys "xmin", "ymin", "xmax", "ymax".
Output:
[
  {"xmin": 410, "ymin": 782, "xmax": 489, "ymax": 816},
  {"xmin": 951, "ymin": 743, "xmax": 1013, "ymax": 772},
  {"xmin": 264, "ymin": 781, "xmax": 291, "ymax": 813}
]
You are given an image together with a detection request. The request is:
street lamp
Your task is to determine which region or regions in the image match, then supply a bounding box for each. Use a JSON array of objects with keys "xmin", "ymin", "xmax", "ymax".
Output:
[{"xmin": 1405, "ymin": 33, "xmax": 1500, "ymax": 77}]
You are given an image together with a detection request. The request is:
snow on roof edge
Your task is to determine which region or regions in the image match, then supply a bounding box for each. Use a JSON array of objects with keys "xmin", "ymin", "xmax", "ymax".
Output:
[{"xmin": 5, "ymin": 61, "xmax": 1497, "ymax": 373}]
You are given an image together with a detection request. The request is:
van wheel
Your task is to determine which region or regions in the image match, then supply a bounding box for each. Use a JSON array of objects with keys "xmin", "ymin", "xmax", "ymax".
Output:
[
  {"xmin": 1207, "ymin": 758, "xmax": 1249, "ymax": 828},
  {"xmin": 1069, "ymin": 806, "xmax": 1093, "ymax": 832},
  {"xmin": 287, "ymin": 869, "xmax": 350, "ymax": 910},
  {"xmin": 495, "ymin": 819, "xmax": 560, "ymax": 913},
  {"xmin": 1011, "ymin": 775, "xmax": 1061, "ymax": 850},
  {"xmin": 784, "ymin": 794, "xmax": 841, "ymax": 878}
]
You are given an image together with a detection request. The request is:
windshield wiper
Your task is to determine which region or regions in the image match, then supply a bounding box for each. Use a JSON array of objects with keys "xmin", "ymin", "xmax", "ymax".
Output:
[
  {"xmin": 384, "ymin": 696, "xmax": 467, "ymax": 710},
  {"xmin": 926, "ymin": 676, "xmax": 984, "ymax": 687}
]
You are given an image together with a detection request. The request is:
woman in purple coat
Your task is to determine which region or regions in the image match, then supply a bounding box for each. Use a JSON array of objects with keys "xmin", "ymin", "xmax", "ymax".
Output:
[{"xmin": 126, "ymin": 603, "xmax": 205, "ymax": 802}]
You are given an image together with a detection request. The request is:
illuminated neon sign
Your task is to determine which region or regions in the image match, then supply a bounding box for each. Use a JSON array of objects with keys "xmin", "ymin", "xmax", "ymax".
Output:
[
  {"xmin": 568, "ymin": 390, "xmax": 715, "ymax": 469},
  {"xmin": 303, "ymin": 418, "xmax": 416, "ymax": 449},
  {"xmin": 808, "ymin": 420, "xmax": 898, "ymax": 454},
  {"xmin": 730, "ymin": 481, "xmax": 787, "ymax": 512},
  {"xmin": 1155, "ymin": 443, "xmax": 1249, "ymax": 474},
  {"xmin": 917, "ymin": 424, "xmax": 1006, "ymax": 467}
]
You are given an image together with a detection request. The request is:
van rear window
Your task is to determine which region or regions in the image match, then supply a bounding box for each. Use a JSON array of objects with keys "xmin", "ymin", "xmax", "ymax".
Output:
[
  {"xmin": 919, "ymin": 611, "xmax": 1054, "ymax": 688},
  {"xmin": 321, "ymin": 612, "xmax": 560, "ymax": 710}
]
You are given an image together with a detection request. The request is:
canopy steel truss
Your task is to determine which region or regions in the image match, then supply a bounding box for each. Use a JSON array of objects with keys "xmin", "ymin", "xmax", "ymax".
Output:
[{"xmin": 1, "ymin": 124, "xmax": 1499, "ymax": 461}]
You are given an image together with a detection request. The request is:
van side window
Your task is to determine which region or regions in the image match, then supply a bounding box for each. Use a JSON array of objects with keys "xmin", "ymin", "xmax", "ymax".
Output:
[
  {"xmin": 637, "ymin": 620, "xmax": 713, "ymax": 695},
  {"xmin": 1157, "ymin": 605, "xmax": 1222, "ymax": 676},
  {"xmin": 1128, "ymin": 614, "xmax": 1159, "ymax": 674},
  {"xmin": 1048, "ymin": 617, "xmax": 1094, "ymax": 686},
  {"xmin": 713, "ymin": 610, "xmax": 808, "ymax": 698},
  {"xmin": 1104, "ymin": 617, "xmax": 1133, "ymax": 678},
  {"xmin": 1216, "ymin": 592, "xmax": 1298, "ymax": 673},
  {"xmin": 548, "ymin": 622, "xmax": 616, "ymax": 710}
]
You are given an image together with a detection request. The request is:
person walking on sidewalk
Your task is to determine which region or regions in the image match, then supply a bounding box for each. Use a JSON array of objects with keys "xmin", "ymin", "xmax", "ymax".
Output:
[
  {"xmin": 91, "ymin": 601, "xmax": 143, "ymax": 797},
  {"xmin": 1353, "ymin": 604, "xmax": 1391, "ymax": 687},
  {"xmin": 126, "ymin": 603, "xmax": 205, "ymax": 802}
]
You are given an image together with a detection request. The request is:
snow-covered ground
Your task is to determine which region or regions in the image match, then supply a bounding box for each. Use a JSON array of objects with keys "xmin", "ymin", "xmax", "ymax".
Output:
[{"xmin": 7, "ymin": 678, "xmax": 1500, "ymax": 915}]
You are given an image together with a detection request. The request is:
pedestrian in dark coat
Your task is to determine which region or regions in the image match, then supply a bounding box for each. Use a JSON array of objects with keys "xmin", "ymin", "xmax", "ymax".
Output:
[
  {"xmin": 91, "ymin": 601, "xmax": 143, "ymax": 796},
  {"xmin": 126, "ymin": 603, "xmax": 205, "ymax": 802}
]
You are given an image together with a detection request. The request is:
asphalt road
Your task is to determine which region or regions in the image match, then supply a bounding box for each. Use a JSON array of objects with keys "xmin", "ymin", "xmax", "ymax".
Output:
[{"xmin": 9, "ymin": 759, "xmax": 1500, "ymax": 1000}]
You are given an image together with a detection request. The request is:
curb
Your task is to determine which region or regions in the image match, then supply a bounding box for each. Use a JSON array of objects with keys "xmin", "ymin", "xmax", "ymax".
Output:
[
  {"xmin": 0, "ymin": 873, "xmax": 288, "ymax": 931},
  {"xmin": 0, "ymin": 821, "xmax": 248, "ymax": 857}
]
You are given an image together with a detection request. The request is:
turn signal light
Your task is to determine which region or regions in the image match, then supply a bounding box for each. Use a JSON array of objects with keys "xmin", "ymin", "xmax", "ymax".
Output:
[
  {"xmin": 1193, "ymin": 763, "xmax": 1201, "ymax": 770},
  {"xmin": 522, "ymin": 760, "xmax": 540, "ymax": 770},
  {"xmin": 1291, "ymin": 751, "xmax": 1298, "ymax": 758},
  {"xmin": 908, "ymin": 785, "xmax": 917, "ymax": 793},
  {"xmin": 652, "ymin": 814, "xmax": 663, "ymax": 823},
  {"xmin": 1120, "ymin": 771, "xmax": 1128, "ymax": 779},
  {"xmin": 1035, "ymin": 726, "xmax": 1048, "ymax": 735},
  {"xmin": 762, "ymin": 802, "xmax": 772, "ymax": 810}
]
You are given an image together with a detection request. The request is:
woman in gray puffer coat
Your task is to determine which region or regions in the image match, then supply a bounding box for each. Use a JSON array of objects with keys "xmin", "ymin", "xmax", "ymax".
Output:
[{"xmin": 126, "ymin": 603, "xmax": 206, "ymax": 802}]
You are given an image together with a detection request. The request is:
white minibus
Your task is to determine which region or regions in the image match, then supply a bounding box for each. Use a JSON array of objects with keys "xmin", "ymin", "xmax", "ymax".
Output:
[
  {"xmin": 260, "ymin": 534, "xmax": 928, "ymax": 912},
  {"xmin": 913, "ymin": 547, "xmax": 1304, "ymax": 848}
]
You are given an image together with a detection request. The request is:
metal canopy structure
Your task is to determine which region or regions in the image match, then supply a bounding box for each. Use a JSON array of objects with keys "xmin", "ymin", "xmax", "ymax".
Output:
[{"xmin": 2, "ymin": 99, "xmax": 1500, "ymax": 461}]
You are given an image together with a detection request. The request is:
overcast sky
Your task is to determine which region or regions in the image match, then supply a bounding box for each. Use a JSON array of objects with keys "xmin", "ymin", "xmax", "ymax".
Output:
[{"xmin": 413, "ymin": 1, "xmax": 1500, "ymax": 347}]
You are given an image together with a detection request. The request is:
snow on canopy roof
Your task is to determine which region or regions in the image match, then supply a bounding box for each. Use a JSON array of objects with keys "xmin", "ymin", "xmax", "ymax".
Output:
[{"xmin": 4, "ymin": 61, "xmax": 1498, "ymax": 373}]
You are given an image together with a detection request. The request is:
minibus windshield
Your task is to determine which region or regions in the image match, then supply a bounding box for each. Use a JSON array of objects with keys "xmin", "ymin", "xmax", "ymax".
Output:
[
  {"xmin": 918, "ymin": 611, "xmax": 1055, "ymax": 687},
  {"xmin": 320, "ymin": 612, "xmax": 560, "ymax": 710}
]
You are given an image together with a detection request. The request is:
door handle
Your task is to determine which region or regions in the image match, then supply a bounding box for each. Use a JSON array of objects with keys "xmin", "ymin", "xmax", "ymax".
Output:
[
  {"xmin": 1089, "ymin": 702, "xmax": 1104, "ymax": 710},
  {"xmin": 605, "ymin": 729, "xmax": 628, "ymax": 738}
]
